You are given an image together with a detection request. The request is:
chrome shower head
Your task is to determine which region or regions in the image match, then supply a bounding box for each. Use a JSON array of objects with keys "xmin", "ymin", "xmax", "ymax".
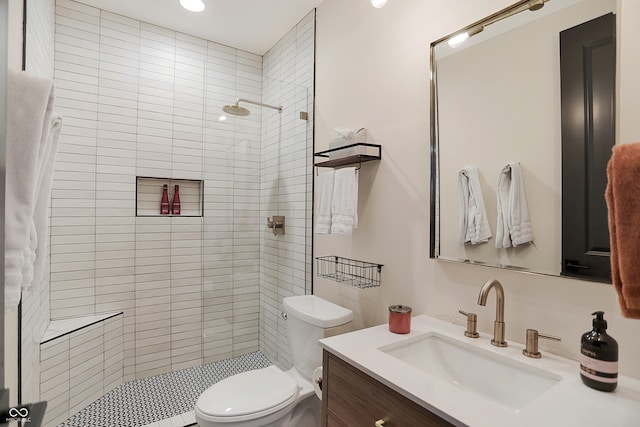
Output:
[
  {"xmin": 222, "ymin": 104, "xmax": 251, "ymax": 117},
  {"xmin": 221, "ymin": 98, "xmax": 282, "ymax": 117}
]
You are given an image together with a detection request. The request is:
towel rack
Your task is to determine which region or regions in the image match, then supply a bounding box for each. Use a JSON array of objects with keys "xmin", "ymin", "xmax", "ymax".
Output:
[
  {"xmin": 316, "ymin": 256, "xmax": 383, "ymax": 289},
  {"xmin": 314, "ymin": 143, "xmax": 382, "ymax": 175}
]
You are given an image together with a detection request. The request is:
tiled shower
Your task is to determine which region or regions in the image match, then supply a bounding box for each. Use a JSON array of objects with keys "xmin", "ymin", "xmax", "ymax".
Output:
[{"xmin": 20, "ymin": 0, "xmax": 314, "ymax": 425}]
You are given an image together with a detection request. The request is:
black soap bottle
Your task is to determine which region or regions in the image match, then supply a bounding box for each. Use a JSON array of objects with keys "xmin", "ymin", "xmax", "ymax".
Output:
[{"xmin": 580, "ymin": 311, "xmax": 618, "ymax": 392}]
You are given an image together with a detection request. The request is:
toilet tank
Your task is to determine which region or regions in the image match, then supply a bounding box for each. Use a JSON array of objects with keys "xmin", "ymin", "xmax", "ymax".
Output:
[{"xmin": 283, "ymin": 295, "xmax": 353, "ymax": 379}]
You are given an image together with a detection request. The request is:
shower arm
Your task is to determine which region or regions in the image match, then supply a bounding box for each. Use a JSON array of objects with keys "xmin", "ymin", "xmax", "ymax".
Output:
[{"xmin": 236, "ymin": 98, "xmax": 283, "ymax": 113}]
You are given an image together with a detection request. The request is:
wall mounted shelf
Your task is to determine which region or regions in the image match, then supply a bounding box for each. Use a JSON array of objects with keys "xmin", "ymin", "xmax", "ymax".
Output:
[
  {"xmin": 136, "ymin": 177, "xmax": 203, "ymax": 217},
  {"xmin": 316, "ymin": 256, "xmax": 383, "ymax": 289},
  {"xmin": 314, "ymin": 143, "xmax": 382, "ymax": 169}
]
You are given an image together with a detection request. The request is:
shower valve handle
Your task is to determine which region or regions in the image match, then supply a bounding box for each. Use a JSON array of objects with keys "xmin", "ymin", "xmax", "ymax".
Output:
[{"xmin": 267, "ymin": 216, "xmax": 285, "ymax": 235}]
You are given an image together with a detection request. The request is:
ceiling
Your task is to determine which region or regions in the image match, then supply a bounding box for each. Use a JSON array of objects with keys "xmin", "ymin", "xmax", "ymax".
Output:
[{"xmin": 75, "ymin": 0, "xmax": 323, "ymax": 55}]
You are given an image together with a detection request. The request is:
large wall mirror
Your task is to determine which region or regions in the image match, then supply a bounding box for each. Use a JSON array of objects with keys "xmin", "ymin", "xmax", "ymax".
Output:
[{"xmin": 430, "ymin": 0, "xmax": 617, "ymax": 280}]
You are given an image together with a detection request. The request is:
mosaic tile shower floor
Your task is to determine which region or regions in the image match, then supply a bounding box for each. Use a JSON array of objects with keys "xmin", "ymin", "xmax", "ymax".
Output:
[{"xmin": 59, "ymin": 351, "xmax": 272, "ymax": 427}]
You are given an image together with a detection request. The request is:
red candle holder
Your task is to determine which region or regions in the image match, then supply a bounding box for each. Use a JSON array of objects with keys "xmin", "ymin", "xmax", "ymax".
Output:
[{"xmin": 388, "ymin": 305, "xmax": 412, "ymax": 334}]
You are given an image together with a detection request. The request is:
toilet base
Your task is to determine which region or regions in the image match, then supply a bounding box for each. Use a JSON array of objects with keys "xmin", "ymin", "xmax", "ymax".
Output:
[
  {"xmin": 279, "ymin": 393, "xmax": 320, "ymax": 427},
  {"xmin": 195, "ymin": 393, "xmax": 320, "ymax": 427}
]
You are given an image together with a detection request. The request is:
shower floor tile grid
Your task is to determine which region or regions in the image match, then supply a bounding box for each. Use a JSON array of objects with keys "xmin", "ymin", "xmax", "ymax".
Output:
[{"xmin": 59, "ymin": 351, "xmax": 272, "ymax": 427}]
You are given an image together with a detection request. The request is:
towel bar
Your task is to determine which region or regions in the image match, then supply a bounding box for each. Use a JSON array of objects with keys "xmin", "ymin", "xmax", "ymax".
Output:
[{"xmin": 315, "ymin": 158, "xmax": 362, "ymax": 176}]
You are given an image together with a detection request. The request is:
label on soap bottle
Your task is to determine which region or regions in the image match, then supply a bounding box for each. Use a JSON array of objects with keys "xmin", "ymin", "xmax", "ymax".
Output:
[{"xmin": 579, "ymin": 353, "xmax": 618, "ymax": 384}]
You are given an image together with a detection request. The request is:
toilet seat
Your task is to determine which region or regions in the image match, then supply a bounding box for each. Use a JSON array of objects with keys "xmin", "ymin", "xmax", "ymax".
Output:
[{"xmin": 196, "ymin": 366, "xmax": 300, "ymax": 423}]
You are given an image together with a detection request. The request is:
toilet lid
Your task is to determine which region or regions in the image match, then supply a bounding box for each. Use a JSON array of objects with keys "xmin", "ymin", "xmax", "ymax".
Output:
[{"xmin": 197, "ymin": 366, "xmax": 299, "ymax": 419}]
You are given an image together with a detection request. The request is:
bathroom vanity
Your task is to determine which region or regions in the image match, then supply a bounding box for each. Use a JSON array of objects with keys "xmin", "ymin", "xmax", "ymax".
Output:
[
  {"xmin": 321, "ymin": 350, "xmax": 454, "ymax": 426},
  {"xmin": 319, "ymin": 315, "xmax": 640, "ymax": 427}
]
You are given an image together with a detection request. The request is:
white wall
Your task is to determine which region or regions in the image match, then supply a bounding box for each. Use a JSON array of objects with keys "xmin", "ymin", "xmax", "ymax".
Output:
[
  {"xmin": 618, "ymin": 0, "xmax": 640, "ymax": 144},
  {"xmin": 314, "ymin": 0, "xmax": 640, "ymax": 380}
]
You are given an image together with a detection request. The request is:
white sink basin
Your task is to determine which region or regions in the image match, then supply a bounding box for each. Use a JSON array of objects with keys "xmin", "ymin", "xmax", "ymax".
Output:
[{"xmin": 379, "ymin": 332, "xmax": 561, "ymax": 412}]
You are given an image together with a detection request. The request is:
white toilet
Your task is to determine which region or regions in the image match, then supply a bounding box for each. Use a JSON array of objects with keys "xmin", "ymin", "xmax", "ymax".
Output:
[{"xmin": 195, "ymin": 295, "xmax": 353, "ymax": 427}]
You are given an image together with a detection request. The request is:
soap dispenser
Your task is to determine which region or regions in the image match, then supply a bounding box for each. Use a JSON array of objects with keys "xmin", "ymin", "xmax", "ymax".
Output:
[{"xmin": 580, "ymin": 311, "xmax": 618, "ymax": 392}]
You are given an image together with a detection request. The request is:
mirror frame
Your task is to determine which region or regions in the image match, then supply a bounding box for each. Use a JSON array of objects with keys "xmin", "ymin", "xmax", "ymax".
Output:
[
  {"xmin": 429, "ymin": 0, "xmax": 537, "ymax": 260},
  {"xmin": 429, "ymin": 0, "xmax": 616, "ymax": 278}
]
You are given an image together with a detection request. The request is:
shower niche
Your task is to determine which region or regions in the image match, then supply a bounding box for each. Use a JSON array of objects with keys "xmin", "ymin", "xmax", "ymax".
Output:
[{"xmin": 136, "ymin": 177, "xmax": 204, "ymax": 217}]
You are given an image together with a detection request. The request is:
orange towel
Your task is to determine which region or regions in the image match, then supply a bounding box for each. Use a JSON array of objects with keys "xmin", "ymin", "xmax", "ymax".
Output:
[{"xmin": 606, "ymin": 143, "xmax": 640, "ymax": 319}]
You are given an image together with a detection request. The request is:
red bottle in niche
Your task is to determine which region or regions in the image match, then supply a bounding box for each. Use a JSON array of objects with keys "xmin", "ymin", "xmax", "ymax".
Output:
[
  {"xmin": 160, "ymin": 184, "xmax": 170, "ymax": 214},
  {"xmin": 172, "ymin": 184, "xmax": 181, "ymax": 215}
]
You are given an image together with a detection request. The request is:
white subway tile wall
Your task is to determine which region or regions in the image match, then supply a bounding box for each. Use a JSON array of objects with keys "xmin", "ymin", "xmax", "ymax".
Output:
[
  {"xmin": 201, "ymin": 41, "xmax": 263, "ymax": 364},
  {"xmin": 48, "ymin": 0, "xmax": 314, "ymax": 391},
  {"xmin": 40, "ymin": 314, "xmax": 124, "ymax": 426},
  {"xmin": 260, "ymin": 11, "xmax": 315, "ymax": 369}
]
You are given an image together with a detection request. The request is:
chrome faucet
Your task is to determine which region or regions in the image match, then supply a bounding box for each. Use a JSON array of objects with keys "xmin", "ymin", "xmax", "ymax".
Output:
[{"xmin": 477, "ymin": 279, "xmax": 507, "ymax": 347}]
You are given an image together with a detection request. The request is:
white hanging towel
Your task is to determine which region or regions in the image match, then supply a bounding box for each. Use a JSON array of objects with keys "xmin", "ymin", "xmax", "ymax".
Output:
[
  {"xmin": 5, "ymin": 69, "xmax": 59, "ymax": 311},
  {"xmin": 495, "ymin": 162, "xmax": 533, "ymax": 248},
  {"xmin": 315, "ymin": 170, "xmax": 335, "ymax": 234},
  {"xmin": 458, "ymin": 166, "xmax": 492, "ymax": 244},
  {"xmin": 21, "ymin": 115, "xmax": 59, "ymax": 288},
  {"xmin": 330, "ymin": 167, "xmax": 359, "ymax": 235}
]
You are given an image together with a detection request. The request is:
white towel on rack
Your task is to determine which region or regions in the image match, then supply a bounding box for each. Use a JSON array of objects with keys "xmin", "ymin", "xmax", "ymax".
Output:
[
  {"xmin": 331, "ymin": 167, "xmax": 359, "ymax": 235},
  {"xmin": 495, "ymin": 162, "xmax": 533, "ymax": 248},
  {"xmin": 315, "ymin": 170, "xmax": 335, "ymax": 234},
  {"xmin": 5, "ymin": 69, "xmax": 59, "ymax": 311},
  {"xmin": 458, "ymin": 166, "xmax": 492, "ymax": 245}
]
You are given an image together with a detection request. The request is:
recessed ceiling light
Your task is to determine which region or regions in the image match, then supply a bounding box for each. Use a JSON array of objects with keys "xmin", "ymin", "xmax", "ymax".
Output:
[
  {"xmin": 371, "ymin": 0, "xmax": 388, "ymax": 8},
  {"xmin": 180, "ymin": 0, "xmax": 205, "ymax": 13}
]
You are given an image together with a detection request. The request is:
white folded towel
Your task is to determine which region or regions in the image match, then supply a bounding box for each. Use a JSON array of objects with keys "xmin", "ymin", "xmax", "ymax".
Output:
[
  {"xmin": 330, "ymin": 167, "xmax": 359, "ymax": 235},
  {"xmin": 334, "ymin": 128, "xmax": 355, "ymax": 141},
  {"xmin": 21, "ymin": 221, "xmax": 37, "ymax": 288},
  {"xmin": 458, "ymin": 166, "xmax": 492, "ymax": 245},
  {"xmin": 496, "ymin": 162, "xmax": 533, "ymax": 248},
  {"xmin": 5, "ymin": 69, "xmax": 58, "ymax": 311},
  {"xmin": 329, "ymin": 128, "xmax": 356, "ymax": 153},
  {"xmin": 315, "ymin": 170, "xmax": 335, "ymax": 234}
]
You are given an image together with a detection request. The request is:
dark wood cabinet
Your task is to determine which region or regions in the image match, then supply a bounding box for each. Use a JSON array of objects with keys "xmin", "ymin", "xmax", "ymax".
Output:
[{"xmin": 322, "ymin": 350, "xmax": 457, "ymax": 427}]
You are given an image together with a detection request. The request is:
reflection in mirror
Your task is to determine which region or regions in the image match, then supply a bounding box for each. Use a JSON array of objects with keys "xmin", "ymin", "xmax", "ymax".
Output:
[{"xmin": 430, "ymin": 0, "xmax": 617, "ymax": 278}]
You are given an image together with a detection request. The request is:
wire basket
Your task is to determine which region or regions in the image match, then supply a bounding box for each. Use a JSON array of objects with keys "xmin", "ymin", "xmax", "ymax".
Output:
[{"xmin": 315, "ymin": 256, "xmax": 383, "ymax": 289}]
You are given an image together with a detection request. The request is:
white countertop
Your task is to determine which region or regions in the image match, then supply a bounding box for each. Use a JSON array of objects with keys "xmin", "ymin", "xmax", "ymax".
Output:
[{"xmin": 319, "ymin": 315, "xmax": 640, "ymax": 427}]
